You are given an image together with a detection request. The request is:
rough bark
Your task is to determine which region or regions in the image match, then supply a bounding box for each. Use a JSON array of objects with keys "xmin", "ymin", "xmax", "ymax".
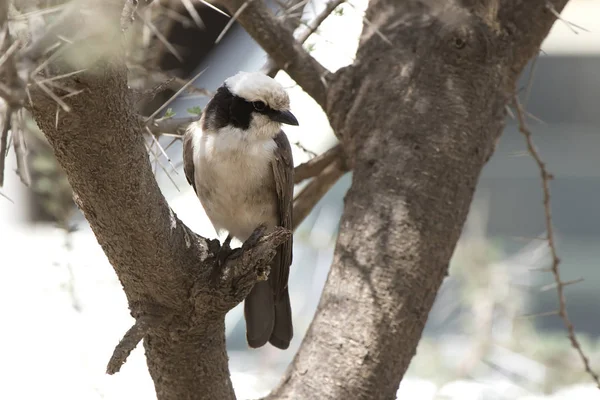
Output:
[
  {"xmin": 14, "ymin": 0, "xmax": 570, "ymax": 399},
  {"xmin": 266, "ymin": 0, "xmax": 568, "ymax": 399}
]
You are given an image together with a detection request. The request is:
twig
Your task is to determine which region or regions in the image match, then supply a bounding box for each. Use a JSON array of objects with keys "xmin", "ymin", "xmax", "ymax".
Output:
[
  {"xmin": 148, "ymin": 115, "xmax": 200, "ymax": 135},
  {"xmin": 215, "ymin": 0, "xmax": 253, "ymax": 44},
  {"xmin": 0, "ymin": 190, "xmax": 13, "ymax": 202},
  {"xmin": 514, "ymin": 96, "xmax": 600, "ymax": 389},
  {"xmin": 106, "ymin": 314, "xmax": 166, "ymax": 375},
  {"xmin": 545, "ymin": 2, "xmax": 589, "ymax": 35},
  {"xmin": 32, "ymin": 68, "xmax": 87, "ymax": 86},
  {"xmin": 155, "ymin": 3, "xmax": 194, "ymax": 27},
  {"xmin": 145, "ymin": 67, "xmax": 208, "ymax": 122},
  {"xmin": 145, "ymin": 126, "xmax": 178, "ymax": 174},
  {"xmin": 144, "ymin": 140, "xmax": 181, "ymax": 191},
  {"xmin": 0, "ymin": 106, "xmax": 12, "ymax": 187},
  {"xmin": 197, "ymin": 0, "xmax": 231, "ymax": 18},
  {"xmin": 293, "ymin": 157, "xmax": 346, "ymax": 230},
  {"xmin": 181, "ymin": 0, "xmax": 205, "ymax": 28},
  {"xmin": 518, "ymin": 310, "xmax": 559, "ymax": 319},
  {"xmin": 297, "ymin": 0, "xmax": 346, "ymax": 43},
  {"xmin": 293, "ymin": 141, "xmax": 317, "ymax": 158},
  {"xmin": 136, "ymin": 9, "xmax": 184, "ymax": 62},
  {"xmin": 294, "ymin": 143, "xmax": 342, "ymax": 184},
  {"xmin": 35, "ymin": 80, "xmax": 71, "ymax": 112},
  {"xmin": 263, "ymin": 0, "xmax": 345, "ymax": 77},
  {"xmin": 539, "ymin": 278, "xmax": 584, "ymax": 292},
  {"xmin": 345, "ymin": 1, "xmax": 392, "ymax": 46},
  {"xmin": 12, "ymin": 110, "xmax": 30, "ymax": 186}
]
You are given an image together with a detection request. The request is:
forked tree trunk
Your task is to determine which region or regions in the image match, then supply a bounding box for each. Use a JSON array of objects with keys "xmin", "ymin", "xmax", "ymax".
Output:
[{"xmin": 19, "ymin": 0, "xmax": 569, "ymax": 399}]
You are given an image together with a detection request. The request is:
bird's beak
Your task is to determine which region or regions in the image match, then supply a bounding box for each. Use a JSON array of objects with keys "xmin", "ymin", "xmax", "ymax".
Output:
[{"xmin": 270, "ymin": 110, "xmax": 299, "ymax": 126}]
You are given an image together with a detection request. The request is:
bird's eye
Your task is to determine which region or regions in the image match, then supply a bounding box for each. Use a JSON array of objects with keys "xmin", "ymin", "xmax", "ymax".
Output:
[{"xmin": 253, "ymin": 101, "xmax": 266, "ymax": 111}]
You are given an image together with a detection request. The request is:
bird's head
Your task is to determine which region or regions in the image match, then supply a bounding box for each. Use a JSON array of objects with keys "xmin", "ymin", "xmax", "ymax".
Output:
[{"xmin": 202, "ymin": 71, "xmax": 299, "ymax": 140}]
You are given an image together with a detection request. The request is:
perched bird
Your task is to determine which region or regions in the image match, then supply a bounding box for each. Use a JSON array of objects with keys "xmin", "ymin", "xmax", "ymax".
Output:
[{"xmin": 183, "ymin": 71, "xmax": 298, "ymax": 349}]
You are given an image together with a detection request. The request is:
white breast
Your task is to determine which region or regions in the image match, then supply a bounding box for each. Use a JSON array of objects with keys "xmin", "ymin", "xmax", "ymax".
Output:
[{"xmin": 191, "ymin": 126, "xmax": 279, "ymax": 241}]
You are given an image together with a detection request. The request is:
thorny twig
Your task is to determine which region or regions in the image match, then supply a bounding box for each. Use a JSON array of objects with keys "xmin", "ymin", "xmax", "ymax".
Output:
[
  {"xmin": 180, "ymin": 0, "xmax": 205, "ymax": 29},
  {"xmin": 0, "ymin": 106, "xmax": 11, "ymax": 187},
  {"xmin": 263, "ymin": 0, "xmax": 346, "ymax": 77},
  {"xmin": 294, "ymin": 143, "xmax": 342, "ymax": 184},
  {"xmin": 545, "ymin": 2, "xmax": 589, "ymax": 35},
  {"xmin": 136, "ymin": 9, "xmax": 183, "ymax": 62},
  {"xmin": 293, "ymin": 157, "xmax": 346, "ymax": 230},
  {"xmin": 0, "ymin": 189, "xmax": 13, "ymax": 202},
  {"xmin": 215, "ymin": 0, "xmax": 254, "ymax": 44},
  {"xmin": 293, "ymin": 140, "xmax": 317, "ymax": 158},
  {"xmin": 513, "ymin": 96, "xmax": 600, "ymax": 389},
  {"xmin": 145, "ymin": 67, "xmax": 208, "ymax": 122},
  {"xmin": 140, "ymin": 67, "xmax": 208, "ymax": 184},
  {"xmin": 296, "ymin": 0, "xmax": 346, "ymax": 43}
]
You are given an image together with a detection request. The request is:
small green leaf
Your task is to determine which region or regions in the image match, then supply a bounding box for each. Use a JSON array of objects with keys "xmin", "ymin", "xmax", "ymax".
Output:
[
  {"xmin": 334, "ymin": 7, "xmax": 344, "ymax": 16},
  {"xmin": 187, "ymin": 106, "xmax": 202, "ymax": 116},
  {"xmin": 164, "ymin": 108, "xmax": 176, "ymax": 118},
  {"xmin": 305, "ymin": 43, "xmax": 316, "ymax": 53}
]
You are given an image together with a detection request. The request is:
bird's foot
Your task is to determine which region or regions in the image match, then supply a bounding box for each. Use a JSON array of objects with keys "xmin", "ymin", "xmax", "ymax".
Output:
[
  {"xmin": 210, "ymin": 225, "xmax": 270, "ymax": 285},
  {"xmin": 216, "ymin": 235, "xmax": 233, "ymax": 268},
  {"xmin": 242, "ymin": 224, "xmax": 267, "ymax": 253},
  {"xmin": 210, "ymin": 235, "xmax": 234, "ymax": 284}
]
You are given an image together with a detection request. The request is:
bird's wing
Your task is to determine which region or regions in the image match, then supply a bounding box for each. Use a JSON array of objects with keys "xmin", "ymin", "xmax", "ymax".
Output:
[
  {"xmin": 183, "ymin": 126, "xmax": 197, "ymax": 194},
  {"xmin": 271, "ymin": 130, "xmax": 294, "ymax": 300}
]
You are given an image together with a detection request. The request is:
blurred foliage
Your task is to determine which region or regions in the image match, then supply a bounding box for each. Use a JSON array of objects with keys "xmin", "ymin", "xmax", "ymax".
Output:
[
  {"xmin": 23, "ymin": 112, "xmax": 76, "ymax": 224},
  {"xmin": 407, "ymin": 204, "xmax": 600, "ymax": 394}
]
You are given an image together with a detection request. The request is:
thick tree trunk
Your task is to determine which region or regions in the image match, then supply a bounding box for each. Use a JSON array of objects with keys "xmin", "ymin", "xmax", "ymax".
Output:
[
  {"xmin": 268, "ymin": 2, "xmax": 506, "ymax": 398},
  {"xmin": 13, "ymin": 0, "xmax": 569, "ymax": 399},
  {"xmin": 262, "ymin": 1, "xmax": 569, "ymax": 399}
]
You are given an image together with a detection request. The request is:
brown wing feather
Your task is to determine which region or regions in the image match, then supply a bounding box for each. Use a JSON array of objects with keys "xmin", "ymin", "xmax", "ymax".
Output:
[
  {"xmin": 183, "ymin": 128, "xmax": 197, "ymax": 193},
  {"xmin": 271, "ymin": 131, "xmax": 294, "ymax": 301}
]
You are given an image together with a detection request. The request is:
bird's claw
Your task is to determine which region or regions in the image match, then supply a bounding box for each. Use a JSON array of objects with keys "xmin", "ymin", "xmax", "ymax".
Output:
[
  {"xmin": 241, "ymin": 224, "xmax": 267, "ymax": 253},
  {"xmin": 216, "ymin": 241, "xmax": 232, "ymax": 268}
]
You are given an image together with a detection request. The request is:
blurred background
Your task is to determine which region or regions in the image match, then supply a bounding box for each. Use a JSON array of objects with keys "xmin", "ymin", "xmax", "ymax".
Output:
[{"xmin": 1, "ymin": 0, "xmax": 599, "ymax": 399}]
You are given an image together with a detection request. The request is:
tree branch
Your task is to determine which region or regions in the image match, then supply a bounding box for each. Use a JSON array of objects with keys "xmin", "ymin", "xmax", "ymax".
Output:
[
  {"xmin": 218, "ymin": 0, "xmax": 329, "ymax": 107},
  {"xmin": 296, "ymin": 0, "xmax": 346, "ymax": 44},
  {"xmin": 293, "ymin": 157, "xmax": 346, "ymax": 230},
  {"xmin": 294, "ymin": 143, "xmax": 343, "ymax": 184},
  {"xmin": 499, "ymin": 0, "xmax": 570, "ymax": 81},
  {"xmin": 0, "ymin": 106, "xmax": 10, "ymax": 187},
  {"xmin": 263, "ymin": 0, "xmax": 346, "ymax": 77},
  {"xmin": 514, "ymin": 96, "xmax": 600, "ymax": 389},
  {"xmin": 107, "ymin": 313, "xmax": 167, "ymax": 375}
]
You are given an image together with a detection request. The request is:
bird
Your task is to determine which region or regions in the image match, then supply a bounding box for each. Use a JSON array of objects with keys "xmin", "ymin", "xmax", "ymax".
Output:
[{"xmin": 182, "ymin": 71, "xmax": 298, "ymax": 350}]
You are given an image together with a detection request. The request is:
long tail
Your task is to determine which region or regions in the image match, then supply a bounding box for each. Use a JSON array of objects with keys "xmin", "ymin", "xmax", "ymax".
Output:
[
  {"xmin": 269, "ymin": 287, "xmax": 293, "ymax": 349},
  {"xmin": 244, "ymin": 281, "xmax": 275, "ymax": 348},
  {"xmin": 244, "ymin": 283, "xmax": 293, "ymax": 349}
]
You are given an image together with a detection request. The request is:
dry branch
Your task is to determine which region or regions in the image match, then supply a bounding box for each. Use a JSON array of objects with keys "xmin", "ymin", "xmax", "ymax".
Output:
[
  {"xmin": 263, "ymin": 0, "xmax": 345, "ymax": 77},
  {"xmin": 296, "ymin": 0, "xmax": 346, "ymax": 44},
  {"xmin": 0, "ymin": 106, "xmax": 10, "ymax": 187},
  {"xmin": 107, "ymin": 313, "xmax": 167, "ymax": 375},
  {"xmin": 514, "ymin": 96, "xmax": 600, "ymax": 388},
  {"xmin": 293, "ymin": 157, "xmax": 346, "ymax": 230},
  {"xmin": 294, "ymin": 143, "xmax": 342, "ymax": 184}
]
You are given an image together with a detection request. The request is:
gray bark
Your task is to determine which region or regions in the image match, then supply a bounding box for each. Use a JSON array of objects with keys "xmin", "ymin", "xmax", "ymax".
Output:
[{"xmin": 17, "ymin": 0, "xmax": 570, "ymax": 399}]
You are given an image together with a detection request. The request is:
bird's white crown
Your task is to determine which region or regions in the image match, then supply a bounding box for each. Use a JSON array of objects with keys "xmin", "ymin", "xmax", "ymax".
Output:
[{"xmin": 225, "ymin": 71, "xmax": 290, "ymax": 111}]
